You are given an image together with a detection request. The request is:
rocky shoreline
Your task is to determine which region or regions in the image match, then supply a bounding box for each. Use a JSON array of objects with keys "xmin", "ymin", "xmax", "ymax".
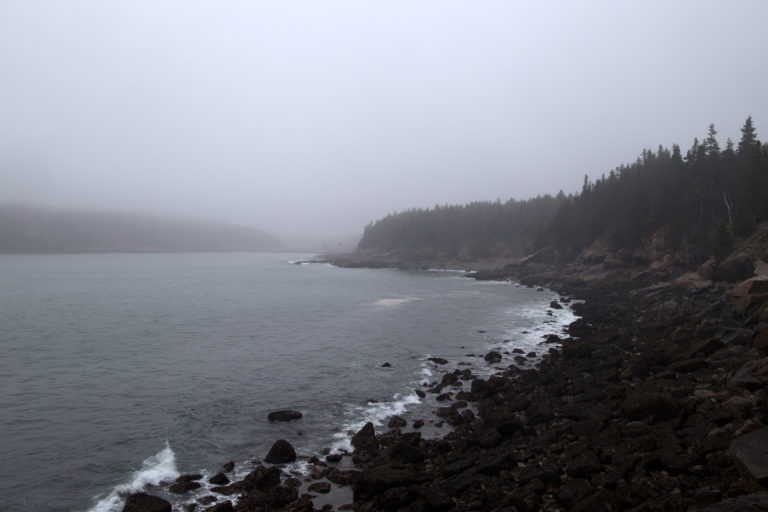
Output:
[{"xmin": 124, "ymin": 256, "xmax": 768, "ymax": 512}]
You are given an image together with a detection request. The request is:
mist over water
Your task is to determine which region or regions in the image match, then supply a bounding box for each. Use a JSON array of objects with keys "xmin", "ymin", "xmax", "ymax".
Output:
[{"xmin": 0, "ymin": 253, "xmax": 575, "ymax": 511}]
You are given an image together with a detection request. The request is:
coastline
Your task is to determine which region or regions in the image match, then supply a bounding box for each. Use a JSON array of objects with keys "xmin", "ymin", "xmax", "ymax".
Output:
[{"xmin": 123, "ymin": 256, "xmax": 768, "ymax": 511}]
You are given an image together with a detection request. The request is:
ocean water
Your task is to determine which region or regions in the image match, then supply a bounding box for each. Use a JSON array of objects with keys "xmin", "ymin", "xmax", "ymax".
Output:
[{"xmin": 0, "ymin": 253, "xmax": 576, "ymax": 511}]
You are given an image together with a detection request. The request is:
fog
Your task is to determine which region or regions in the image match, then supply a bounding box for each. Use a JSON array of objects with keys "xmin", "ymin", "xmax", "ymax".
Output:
[{"xmin": 1, "ymin": 1, "xmax": 767, "ymax": 249}]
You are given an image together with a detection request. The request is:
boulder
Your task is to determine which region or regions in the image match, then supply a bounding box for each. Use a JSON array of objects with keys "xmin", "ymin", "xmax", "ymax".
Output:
[
  {"xmin": 204, "ymin": 501, "xmax": 233, "ymax": 512},
  {"xmin": 308, "ymin": 481, "xmax": 331, "ymax": 494},
  {"xmin": 122, "ymin": 493, "xmax": 171, "ymax": 512},
  {"xmin": 267, "ymin": 410, "xmax": 303, "ymax": 422},
  {"xmin": 351, "ymin": 422, "xmax": 379, "ymax": 453},
  {"xmin": 694, "ymin": 492, "xmax": 768, "ymax": 511},
  {"xmin": 732, "ymin": 277, "xmax": 768, "ymax": 315},
  {"xmin": 428, "ymin": 357, "xmax": 449, "ymax": 365},
  {"xmin": 484, "ymin": 351, "xmax": 502, "ymax": 363},
  {"xmin": 714, "ymin": 253, "xmax": 754, "ymax": 283},
  {"xmin": 265, "ymin": 439, "xmax": 297, "ymax": 464},
  {"xmin": 387, "ymin": 415, "xmax": 407, "ymax": 428},
  {"xmin": 209, "ymin": 472, "xmax": 230, "ymax": 485},
  {"xmin": 550, "ymin": 300, "xmax": 563, "ymax": 309},
  {"xmin": 730, "ymin": 427, "xmax": 768, "ymax": 484}
]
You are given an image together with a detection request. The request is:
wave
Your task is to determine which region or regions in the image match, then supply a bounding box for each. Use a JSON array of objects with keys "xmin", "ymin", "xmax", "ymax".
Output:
[{"xmin": 87, "ymin": 442, "xmax": 178, "ymax": 512}]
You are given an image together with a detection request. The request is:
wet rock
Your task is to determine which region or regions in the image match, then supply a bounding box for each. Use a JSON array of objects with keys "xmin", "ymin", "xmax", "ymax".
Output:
[
  {"xmin": 222, "ymin": 461, "xmax": 235, "ymax": 473},
  {"xmin": 327, "ymin": 468, "xmax": 358, "ymax": 485},
  {"xmin": 267, "ymin": 410, "xmax": 303, "ymax": 422},
  {"xmin": 265, "ymin": 440, "xmax": 297, "ymax": 464},
  {"xmin": 381, "ymin": 362, "xmax": 391, "ymax": 368},
  {"xmin": 325, "ymin": 453, "xmax": 342, "ymax": 463},
  {"xmin": 169, "ymin": 475, "xmax": 202, "ymax": 494},
  {"xmin": 387, "ymin": 415, "xmax": 407, "ymax": 428},
  {"xmin": 730, "ymin": 427, "xmax": 768, "ymax": 484},
  {"xmin": 352, "ymin": 422, "xmax": 379, "ymax": 454},
  {"xmin": 428, "ymin": 357, "xmax": 449, "ymax": 365},
  {"xmin": 203, "ymin": 502, "xmax": 233, "ymax": 512},
  {"xmin": 122, "ymin": 493, "xmax": 172, "ymax": 512},
  {"xmin": 208, "ymin": 472, "xmax": 230, "ymax": 486},
  {"xmin": 308, "ymin": 481, "xmax": 331, "ymax": 494},
  {"xmin": 550, "ymin": 300, "xmax": 563, "ymax": 309},
  {"xmin": 484, "ymin": 351, "xmax": 502, "ymax": 363},
  {"xmin": 414, "ymin": 389, "xmax": 426, "ymax": 398}
]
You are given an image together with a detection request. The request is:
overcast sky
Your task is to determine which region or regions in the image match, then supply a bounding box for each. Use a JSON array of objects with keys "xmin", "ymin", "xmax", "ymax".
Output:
[{"xmin": 1, "ymin": 1, "xmax": 767, "ymax": 246}]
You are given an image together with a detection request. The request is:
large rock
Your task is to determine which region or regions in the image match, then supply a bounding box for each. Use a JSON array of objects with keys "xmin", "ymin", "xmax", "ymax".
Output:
[
  {"xmin": 732, "ymin": 277, "xmax": 768, "ymax": 315},
  {"xmin": 204, "ymin": 501, "xmax": 234, "ymax": 512},
  {"xmin": 267, "ymin": 410, "xmax": 303, "ymax": 422},
  {"xmin": 693, "ymin": 492, "xmax": 768, "ymax": 511},
  {"xmin": 730, "ymin": 427, "xmax": 768, "ymax": 484},
  {"xmin": 351, "ymin": 422, "xmax": 379, "ymax": 453},
  {"xmin": 484, "ymin": 351, "xmax": 502, "ymax": 363},
  {"xmin": 265, "ymin": 439, "xmax": 297, "ymax": 464},
  {"xmin": 714, "ymin": 253, "xmax": 754, "ymax": 283},
  {"xmin": 122, "ymin": 493, "xmax": 171, "ymax": 512}
]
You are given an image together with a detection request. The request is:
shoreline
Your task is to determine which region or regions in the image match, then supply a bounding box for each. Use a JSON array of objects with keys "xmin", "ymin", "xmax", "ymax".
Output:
[{"xmin": 123, "ymin": 257, "xmax": 768, "ymax": 511}]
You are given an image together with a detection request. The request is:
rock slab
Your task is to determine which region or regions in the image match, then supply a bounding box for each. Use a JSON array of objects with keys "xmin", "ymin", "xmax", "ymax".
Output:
[
  {"xmin": 267, "ymin": 410, "xmax": 303, "ymax": 422},
  {"xmin": 730, "ymin": 427, "xmax": 768, "ymax": 484}
]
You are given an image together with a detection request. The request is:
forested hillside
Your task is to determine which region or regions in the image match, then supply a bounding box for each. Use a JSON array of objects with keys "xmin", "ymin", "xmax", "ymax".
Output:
[
  {"xmin": 359, "ymin": 117, "xmax": 768, "ymax": 265},
  {"xmin": 0, "ymin": 205, "xmax": 280, "ymax": 253},
  {"xmin": 358, "ymin": 195, "xmax": 564, "ymax": 259}
]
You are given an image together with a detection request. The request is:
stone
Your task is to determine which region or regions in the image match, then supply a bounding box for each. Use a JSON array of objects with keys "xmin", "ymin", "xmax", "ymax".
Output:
[
  {"xmin": 428, "ymin": 357, "xmax": 449, "ymax": 365},
  {"xmin": 714, "ymin": 253, "xmax": 754, "ymax": 283},
  {"xmin": 122, "ymin": 493, "xmax": 172, "ymax": 512},
  {"xmin": 694, "ymin": 492, "xmax": 768, "ymax": 511},
  {"xmin": 387, "ymin": 415, "xmax": 407, "ymax": 428},
  {"xmin": 208, "ymin": 472, "xmax": 230, "ymax": 485},
  {"xmin": 325, "ymin": 453, "xmax": 342, "ymax": 463},
  {"xmin": 204, "ymin": 502, "xmax": 233, "ymax": 512},
  {"xmin": 550, "ymin": 300, "xmax": 563, "ymax": 309},
  {"xmin": 308, "ymin": 481, "xmax": 331, "ymax": 494},
  {"xmin": 351, "ymin": 422, "xmax": 379, "ymax": 453},
  {"xmin": 265, "ymin": 439, "xmax": 297, "ymax": 464},
  {"xmin": 267, "ymin": 410, "xmax": 303, "ymax": 422},
  {"xmin": 730, "ymin": 427, "xmax": 768, "ymax": 484},
  {"xmin": 381, "ymin": 362, "xmax": 391, "ymax": 367},
  {"xmin": 484, "ymin": 351, "xmax": 502, "ymax": 363}
]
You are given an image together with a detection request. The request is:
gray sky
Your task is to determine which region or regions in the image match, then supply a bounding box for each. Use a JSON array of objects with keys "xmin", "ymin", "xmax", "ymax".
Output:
[{"xmin": 1, "ymin": 1, "xmax": 767, "ymax": 247}]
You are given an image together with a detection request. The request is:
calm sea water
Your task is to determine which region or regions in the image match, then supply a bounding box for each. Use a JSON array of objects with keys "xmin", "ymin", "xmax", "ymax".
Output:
[{"xmin": 0, "ymin": 253, "xmax": 575, "ymax": 511}]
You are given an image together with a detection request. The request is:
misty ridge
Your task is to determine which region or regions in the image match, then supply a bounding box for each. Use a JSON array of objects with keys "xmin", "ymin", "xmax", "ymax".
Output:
[{"xmin": 0, "ymin": 204, "xmax": 280, "ymax": 253}]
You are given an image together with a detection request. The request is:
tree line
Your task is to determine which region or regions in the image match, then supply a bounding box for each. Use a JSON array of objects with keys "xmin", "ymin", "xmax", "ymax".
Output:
[{"xmin": 359, "ymin": 117, "xmax": 767, "ymax": 263}]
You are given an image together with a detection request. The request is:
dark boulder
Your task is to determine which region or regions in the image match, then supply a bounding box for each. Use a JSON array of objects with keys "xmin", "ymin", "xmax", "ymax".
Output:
[
  {"xmin": 308, "ymin": 481, "xmax": 331, "ymax": 494},
  {"xmin": 267, "ymin": 410, "xmax": 303, "ymax": 422},
  {"xmin": 550, "ymin": 300, "xmax": 563, "ymax": 309},
  {"xmin": 484, "ymin": 351, "xmax": 502, "ymax": 363},
  {"xmin": 169, "ymin": 475, "xmax": 201, "ymax": 494},
  {"xmin": 730, "ymin": 427, "xmax": 768, "ymax": 484},
  {"xmin": 352, "ymin": 422, "xmax": 379, "ymax": 453},
  {"xmin": 122, "ymin": 493, "xmax": 171, "ymax": 512},
  {"xmin": 381, "ymin": 362, "xmax": 392, "ymax": 368},
  {"xmin": 428, "ymin": 357, "xmax": 449, "ymax": 365},
  {"xmin": 325, "ymin": 453, "xmax": 343, "ymax": 463},
  {"xmin": 265, "ymin": 439, "xmax": 297, "ymax": 464},
  {"xmin": 204, "ymin": 501, "xmax": 233, "ymax": 512},
  {"xmin": 714, "ymin": 253, "xmax": 754, "ymax": 283},
  {"xmin": 208, "ymin": 472, "xmax": 230, "ymax": 485},
  {"xmin": 388, "ymin": 415, "xmax": 407, "ymax": 428}
]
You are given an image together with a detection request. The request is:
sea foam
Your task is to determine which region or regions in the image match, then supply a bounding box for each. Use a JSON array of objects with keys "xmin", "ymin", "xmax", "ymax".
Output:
[{"xmin": 88, "ymin": 442, "xmax": 178, "ymax": 512}]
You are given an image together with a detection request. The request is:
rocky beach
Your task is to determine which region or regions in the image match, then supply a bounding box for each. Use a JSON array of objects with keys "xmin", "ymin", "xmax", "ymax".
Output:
[{"xmin": 122, "ymin": 248, "xmax": 768, "ymax": 512}]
